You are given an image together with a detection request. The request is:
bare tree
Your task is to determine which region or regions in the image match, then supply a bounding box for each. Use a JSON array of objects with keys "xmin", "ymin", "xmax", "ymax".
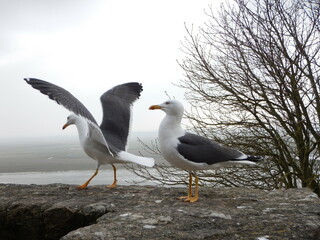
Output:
[
  {"xmin": 177, "ymin": 0, "xmax": 320, "ymax": 196},
  {"xmin": 126, "ymin": 0, "xmax": 320, "ymax": 195}
]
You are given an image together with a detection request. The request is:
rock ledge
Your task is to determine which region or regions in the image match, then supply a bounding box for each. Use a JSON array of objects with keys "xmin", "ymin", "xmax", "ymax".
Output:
[{"xmin": 0, "ymin": 184, "xmax": 320, "ymax": 240}]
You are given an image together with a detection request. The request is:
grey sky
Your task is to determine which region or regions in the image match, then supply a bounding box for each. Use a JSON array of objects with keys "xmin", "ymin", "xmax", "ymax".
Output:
[{"xmin": 0, "ymin": 0, "xmax": 221, "ymax": 141}]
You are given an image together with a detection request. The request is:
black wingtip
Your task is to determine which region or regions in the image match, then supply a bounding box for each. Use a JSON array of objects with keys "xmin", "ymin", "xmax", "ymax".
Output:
[
  {"xmin": 123, "ymin": 82, "xmax": 143, "ymax": 98},
  {"xmin": 24, "ymin": 78, "xmax": 42, "ymax": 85},
  {"xmin": 137, "ymin": 83, "xmax": 143, "ymax": 98}
]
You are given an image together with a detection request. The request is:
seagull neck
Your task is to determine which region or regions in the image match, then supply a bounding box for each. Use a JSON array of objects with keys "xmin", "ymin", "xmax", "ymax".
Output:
[
  {"xmin": 74, "ymin": 118, "xmax": 89, "ymax": 142},
  {"xmin": 159, "ymin": 114, "xmax": 184, "ymax": 139}
]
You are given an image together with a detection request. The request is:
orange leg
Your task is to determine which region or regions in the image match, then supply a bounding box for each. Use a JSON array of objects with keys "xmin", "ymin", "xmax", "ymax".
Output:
[
  {"xmin": 77, "ymin": 168, "xmax": 99, "ymax": 189},
  {"xmin": 186, "ymin": 175, "xmax": 199, "ymax": 203},
  {"xmin": 106, "ymin": 164, "xmax": 117, "ymax": 188},
  {"xmin": 178, "ymin": 172, "xmax": 199, "ymax": 202},
  {"xmin": 178, "ymin": 172, "xmax": 193, "ymax": 200}
]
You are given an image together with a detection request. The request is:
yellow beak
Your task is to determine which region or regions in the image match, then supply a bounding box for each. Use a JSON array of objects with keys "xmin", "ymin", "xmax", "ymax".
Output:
[
  {"xmin": 149, "ymin": 105, "xmax": 161, "ymax": 110},
  {"xmin": 62, "ymin": 123, "xmax": 70, "ymax": 130}
]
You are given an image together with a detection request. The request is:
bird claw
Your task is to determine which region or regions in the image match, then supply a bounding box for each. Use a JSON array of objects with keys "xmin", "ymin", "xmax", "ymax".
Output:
[
  {"xmin": 77, "ymin": 184, "xmax": 88, "ymax": 190},
  {"xmin": 177, "ymin": 195, "xmax": 198, "ymax": 202},
  {"xmin": 106, "ymin": 181, "xmax": 117, "ymax": 188},
  {"xmin": 177, "ymin": 196, "xmax": 189, "ymax": 200},
  {"xmin": 184, "ymin": 196, "xmax": 198, "ymax": 203}
]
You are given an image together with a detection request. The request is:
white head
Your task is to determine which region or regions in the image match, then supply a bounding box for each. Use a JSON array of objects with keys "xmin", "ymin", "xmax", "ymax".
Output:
[
  {"xmin": 149, "ymin": 99, "xmax": 184, "ymax": 117},
  {"xmin": 62, "ymin": 114, "xmax": 79, "ymax": 130}
]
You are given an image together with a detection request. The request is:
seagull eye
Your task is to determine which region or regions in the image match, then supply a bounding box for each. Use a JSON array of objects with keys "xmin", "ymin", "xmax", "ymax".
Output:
[{"xmin": 165, "ymin": 102, "xmax": 170, "ymax": 105}]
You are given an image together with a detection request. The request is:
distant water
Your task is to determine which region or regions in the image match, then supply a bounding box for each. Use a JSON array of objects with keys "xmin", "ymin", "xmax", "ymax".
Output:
[
  {"xmin": 0, "ymin": 170, "xmax": 156, "ymax": 186},
  {"xmin": 0, "ymin": 132, "xmax": 161, "ymax": 185}
]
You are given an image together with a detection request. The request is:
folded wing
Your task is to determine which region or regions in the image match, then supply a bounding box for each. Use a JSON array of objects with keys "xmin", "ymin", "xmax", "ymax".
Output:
[{"xmin": 177, "ymin": 132, "xmax": 246, "ymax": 165}]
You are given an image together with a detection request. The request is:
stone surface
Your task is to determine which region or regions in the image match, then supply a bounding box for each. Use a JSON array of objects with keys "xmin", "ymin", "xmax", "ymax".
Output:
[{"xmin": 0, "ymin": 184, "xmax": 319, "ymax": 240}]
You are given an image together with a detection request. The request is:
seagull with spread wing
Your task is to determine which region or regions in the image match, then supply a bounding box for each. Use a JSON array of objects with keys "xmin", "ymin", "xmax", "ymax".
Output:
[{"xmin": 25, "ymin": 78, "xmax": 155, "ymax": 189}]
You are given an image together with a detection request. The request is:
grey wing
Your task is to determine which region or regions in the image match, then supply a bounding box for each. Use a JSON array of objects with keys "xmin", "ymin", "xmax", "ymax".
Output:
[
  {"xmin": 177, "ymin": 133, "xmax": 244, "ymax": 165},
  {"xmin": 100, "ymin": 82, "xmax": 143, "ymax": 154},
  {"xmin": 24, "ymin": 78, "xmax": 98, "ymax": 125}
]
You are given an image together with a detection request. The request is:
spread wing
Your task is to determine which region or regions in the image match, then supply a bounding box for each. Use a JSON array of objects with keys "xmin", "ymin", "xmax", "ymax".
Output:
[
  {"xmin": 99, "ymin": 82, "xmax": 143, "ymax": 153},
  {"xmin": 24, "ymin": 78, "xmax": 113, "ymax": 155},
  {"xmin": 24, "ymin": 78, "xmax": 98, "ymax": 125}
]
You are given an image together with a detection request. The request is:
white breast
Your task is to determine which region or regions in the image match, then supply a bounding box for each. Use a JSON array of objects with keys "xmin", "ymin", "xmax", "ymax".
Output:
[{"xmin": 158, "ymin": 115, "xmax": 203, "ymax": 170}]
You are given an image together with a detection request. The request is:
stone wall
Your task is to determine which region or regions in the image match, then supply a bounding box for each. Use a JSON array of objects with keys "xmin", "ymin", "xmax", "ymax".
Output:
[{"xmin": 0, "ymin": 184, "xmax": 319, "ymax": 240}]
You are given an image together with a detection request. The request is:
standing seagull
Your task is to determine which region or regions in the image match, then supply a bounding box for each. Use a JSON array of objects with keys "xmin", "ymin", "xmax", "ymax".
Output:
[
  {"xmin": 25, "ymin": 78, "xmax": 154, "ymax": 189},
  {"xmin": 149, "ymin": 99, "xmax": 261, "ymax": 202}
]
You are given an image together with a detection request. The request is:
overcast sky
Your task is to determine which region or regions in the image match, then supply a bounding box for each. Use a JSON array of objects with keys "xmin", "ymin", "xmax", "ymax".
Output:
[{"xmin": 0, "ymin": 0, "xmax": 222, "ymax": 141}]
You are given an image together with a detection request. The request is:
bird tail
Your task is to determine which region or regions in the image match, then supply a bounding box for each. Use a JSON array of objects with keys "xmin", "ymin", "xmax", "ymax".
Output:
[
  {"xmin": 116, "ymin": 151, "xmax": 155, "ymax": 167},
  {"xmin": 230, "ymin": 154, "xmax": 263, "ymax": 165},
  {"xmin": 245, "ymin": 155, "xmax": 262, "ymax": 163}
]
